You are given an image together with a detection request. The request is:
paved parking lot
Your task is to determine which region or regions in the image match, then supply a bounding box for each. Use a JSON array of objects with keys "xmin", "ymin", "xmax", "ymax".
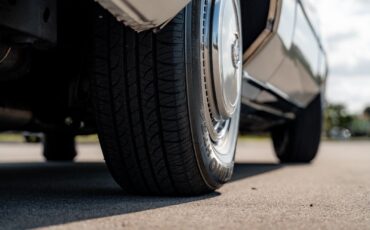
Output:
[{"xmin": 0, "ymin": 140, "xmax": 369, "ymax": 229}]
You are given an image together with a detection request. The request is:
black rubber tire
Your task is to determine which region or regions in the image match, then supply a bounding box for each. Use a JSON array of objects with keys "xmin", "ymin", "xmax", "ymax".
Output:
[
  {"xmin": 271, "ymin": 95, "xmax": 323, "ymax": 163},
  {"xmin": 91, "ymin": 2, "xmax": 236, "ymax": 195},
  {"xmin": 43, "ymin": 132, "xmax": 77, "ymax": 162}
]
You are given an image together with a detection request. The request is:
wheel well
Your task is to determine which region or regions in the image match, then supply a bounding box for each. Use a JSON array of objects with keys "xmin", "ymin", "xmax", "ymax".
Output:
[{"xmin": 240, "ymin": 0, "xmax": 270, "ymax": 52}]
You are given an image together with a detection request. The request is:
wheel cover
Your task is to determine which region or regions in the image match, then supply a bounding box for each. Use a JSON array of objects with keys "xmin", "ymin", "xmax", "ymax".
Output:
[{"xmin": 200, "ymin": 0, "xmax": 242, "ymax": 163}]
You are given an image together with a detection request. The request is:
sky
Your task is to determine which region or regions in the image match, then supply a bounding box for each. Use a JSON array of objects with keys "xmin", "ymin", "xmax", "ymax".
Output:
[{"xmin": 310, "ymin": 0, "xmax": 370, "ymax": 113}]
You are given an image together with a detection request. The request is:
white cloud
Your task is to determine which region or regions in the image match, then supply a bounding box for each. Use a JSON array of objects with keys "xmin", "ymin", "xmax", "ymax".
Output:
[
  {"xmin": 326, "ymin": 75, "xmax": 370, "ymax": 113},
  {"xmin": 311, "ymin": 0, "xmax": 370, "ymax": 113}
]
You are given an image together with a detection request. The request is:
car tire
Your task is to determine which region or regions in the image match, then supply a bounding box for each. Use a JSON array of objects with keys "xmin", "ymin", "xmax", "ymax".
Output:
[
  {"xmin": 271, "ymin": 95, "xmax": 323, "ymax": 163},
  {"xmin": 43, "ymin": 132, "xmax": 77, "ymax": 162},
  {"xmin": 91, "ymin": 0, "xmax": 243, "ymax": 195}
]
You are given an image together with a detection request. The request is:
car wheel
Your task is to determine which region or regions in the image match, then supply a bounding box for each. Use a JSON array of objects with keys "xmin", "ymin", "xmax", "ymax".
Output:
[
  {"xmin": 91, "ymin": 0, "xmax": 243, "ymax": 195},
  {"xmin": 271, "ymin": 95, "xmax": 323, "ymax": 163},
  {"xmin": 43, "ymin": 131, "xmax": 77, "ymax": 162}
]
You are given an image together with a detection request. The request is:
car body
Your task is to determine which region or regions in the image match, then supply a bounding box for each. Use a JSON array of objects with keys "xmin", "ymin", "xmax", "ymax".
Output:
[
  {"xmin": 0, "ymin": 0, "xmax": 327, "ymax": 195},
  {"xmin": 240, "ymin": 0, "xmax": 327, "ymax": 132},
  {"xmin": 96, "ymin": 0, "xmax": 328, "ymax": 128}
]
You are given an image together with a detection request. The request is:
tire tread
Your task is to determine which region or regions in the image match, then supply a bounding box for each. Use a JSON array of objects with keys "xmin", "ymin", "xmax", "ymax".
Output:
[{"xmin": 92, "ymin": 5, "xmax": 210, "ymax": 195}]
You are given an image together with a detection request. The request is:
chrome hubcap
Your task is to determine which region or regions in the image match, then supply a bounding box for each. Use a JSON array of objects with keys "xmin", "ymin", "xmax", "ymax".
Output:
[
  {"xmin": 211, "ymin": 0, "xmax": 242, "ymax": 119},
  {"xmin": 200, "ymin": 0, "xmax": 242, "ymax": 160}
]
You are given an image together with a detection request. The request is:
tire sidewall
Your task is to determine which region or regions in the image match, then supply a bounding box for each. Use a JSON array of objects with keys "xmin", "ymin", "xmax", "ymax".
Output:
[{"xmin": 185, "ymin": 1, "xmax": 239, "ymax": 189}]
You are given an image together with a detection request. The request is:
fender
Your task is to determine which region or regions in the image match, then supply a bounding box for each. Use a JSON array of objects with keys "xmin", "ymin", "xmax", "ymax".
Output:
[{"xmin": 96, "ymin": 0, "xmax": 191, "ymax": 32}]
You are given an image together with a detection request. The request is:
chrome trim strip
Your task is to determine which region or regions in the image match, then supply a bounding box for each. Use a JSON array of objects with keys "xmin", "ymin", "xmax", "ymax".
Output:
[
  {"xmin": 242, "ymin": 71, "xmax": 304, "ymax": 108},
  {"xmin": 242, "ymin": 100, "xmax": 296, "ymax": 119}
]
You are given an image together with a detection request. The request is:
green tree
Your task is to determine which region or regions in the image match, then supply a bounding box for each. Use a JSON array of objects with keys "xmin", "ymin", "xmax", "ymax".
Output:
[{"xmin": 324, "ymin": 104, "xmax": 353, "ymax": 136}]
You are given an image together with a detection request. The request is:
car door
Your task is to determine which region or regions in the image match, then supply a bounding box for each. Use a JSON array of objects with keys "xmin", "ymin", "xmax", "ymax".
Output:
[{"xmin": 267, "ymin": 0, "xmax": 322, "ymax": 107}]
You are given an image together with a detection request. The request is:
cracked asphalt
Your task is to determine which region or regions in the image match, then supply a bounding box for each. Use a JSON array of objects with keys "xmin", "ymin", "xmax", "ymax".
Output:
[{"xmin": 0, "ymin": 140, "xmax": 369, "ymax": 229}]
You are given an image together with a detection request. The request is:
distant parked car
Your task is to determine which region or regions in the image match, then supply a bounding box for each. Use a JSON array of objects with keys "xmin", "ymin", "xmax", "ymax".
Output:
[
  {"xmin": 23, "ymin": 132, "xmax": 43, "ymax": 143},
  {"xmin": 329, "ymin": 127, "xmax": 351, "ymax": 140}
]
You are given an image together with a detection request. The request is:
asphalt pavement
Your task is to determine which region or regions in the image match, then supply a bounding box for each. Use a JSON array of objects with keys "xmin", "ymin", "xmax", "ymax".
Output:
[{"xmin": 0, "ymin": 140, "xmax": 369, "ymax": 229}]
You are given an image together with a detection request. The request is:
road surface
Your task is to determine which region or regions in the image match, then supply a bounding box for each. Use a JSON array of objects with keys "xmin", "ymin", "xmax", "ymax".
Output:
[{"xmin": 0, "ymin": 140, "xmax": 369, "ymax": 229}]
